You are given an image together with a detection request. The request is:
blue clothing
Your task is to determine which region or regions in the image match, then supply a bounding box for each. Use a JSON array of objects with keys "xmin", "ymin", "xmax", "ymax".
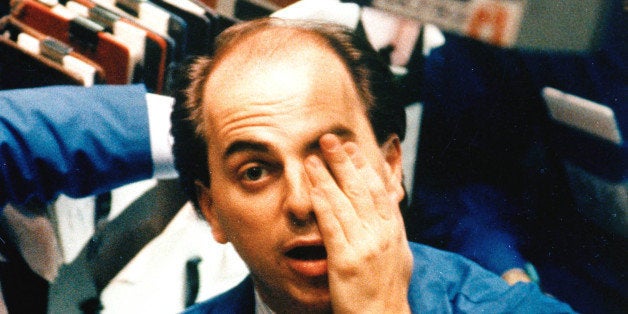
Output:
[
  {"xmin": 403, "ymin": 4, "xmax": 626, "ymax": 311},
  {"xmin": 0, "ymin": 84, "xmax": 153, "ymax": 209},
  {"xmin": 407, "ymin": 184, "xmax": 528, "ymax": 275},
  {"xmin": 183, "ymin": 242, "xmax": 574, "ymax": 313}
]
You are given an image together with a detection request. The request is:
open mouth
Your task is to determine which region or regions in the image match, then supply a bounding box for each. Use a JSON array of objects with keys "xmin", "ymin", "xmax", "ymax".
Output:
[{"xmin": 286, "ymin": 245, "xmax": 327, "ymax": 260}]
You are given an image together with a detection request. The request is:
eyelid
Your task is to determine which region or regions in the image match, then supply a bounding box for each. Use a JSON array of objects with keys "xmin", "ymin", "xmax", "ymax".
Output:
[
  {"xmin": 236, "ymin": 161, "xmax": 264, "ymax": 177},
  {"xmin": 226, "ymin": 152, "xmax": 265, "ymax": 173},
  {"xmin": 235, "ymin": 161, "xmax": 277, "ymax": 190}
]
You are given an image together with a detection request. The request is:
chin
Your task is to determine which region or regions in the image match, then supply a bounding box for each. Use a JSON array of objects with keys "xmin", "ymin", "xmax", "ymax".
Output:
[
  {"xmin": 269, "ymin": 292, "xmax": 331, "ymax": 314},
  {"xmin": 282, "ymin": 300, "xmax": 331, "ymax": 314},
  {"xmin": 299, "ymin": 293, "xmax": 330, "ymax": 307},
  {"xmin": 255, "ymin": 274, "xmax": 331, "ymax": 313},
  {"xmin": 283, "ymin": 282, "xmax": 331, "ymax": 314}
]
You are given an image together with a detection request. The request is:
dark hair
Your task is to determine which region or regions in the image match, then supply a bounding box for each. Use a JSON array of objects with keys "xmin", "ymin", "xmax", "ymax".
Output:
[{"xmin": 170, "ymin": 17, "xmax": 406, "ymax": 208}]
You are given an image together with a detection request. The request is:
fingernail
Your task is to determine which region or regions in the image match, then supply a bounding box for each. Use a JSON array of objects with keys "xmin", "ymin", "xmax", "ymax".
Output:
[
  {"xmin": 344, "ymin": 142, "xmax": 365, "ymax": 167},
  {"xmin": 343, "ymin": 142, "xmax": 358, "ymax": 157},
  {"xmin": 319, "ymin": 134, "xmax": 340, "ymax": 151},
  {"xmin": 306, "ymin": 156, "xmax": 322, "ymax": 169}
]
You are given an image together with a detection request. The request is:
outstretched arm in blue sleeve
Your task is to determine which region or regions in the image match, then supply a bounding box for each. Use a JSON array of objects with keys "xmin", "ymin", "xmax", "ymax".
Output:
[{"xmin": 0, "ymin": 84, "xmax": 163, "ymax": 208}]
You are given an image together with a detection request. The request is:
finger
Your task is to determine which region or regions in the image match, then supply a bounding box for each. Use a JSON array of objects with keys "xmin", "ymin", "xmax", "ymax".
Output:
[
  {"xmin": 318, "ymin": 134, "xmax": 374, "ymax": 220},
  {"xmin": 344, "ymin": 141, "xmax": 394, "ymax": 221},
  {"xmin": 305, "ymin": 155, "xmax": 355, "ymax": 248}
]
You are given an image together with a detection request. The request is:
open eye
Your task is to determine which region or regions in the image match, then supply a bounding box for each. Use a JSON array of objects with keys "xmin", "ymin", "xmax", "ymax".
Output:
[
  {"xmin": 237, "ymin": 164, "xmax": 272, "ymax": 191},
  {"xmin": 243, "ymin": 166, "xmax": 267, "ymax": 182}
]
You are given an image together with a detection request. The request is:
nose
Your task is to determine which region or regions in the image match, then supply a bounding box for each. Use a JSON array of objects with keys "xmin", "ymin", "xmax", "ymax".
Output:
[{"xmin": 283, "ymin": 162, "xmax": 316, "ymax": 228}]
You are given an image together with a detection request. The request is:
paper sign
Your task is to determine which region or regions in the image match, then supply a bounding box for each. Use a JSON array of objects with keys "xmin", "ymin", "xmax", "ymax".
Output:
[{"xmin": 369, "ymin": 0, "xmax": 526, "ymax": 47}]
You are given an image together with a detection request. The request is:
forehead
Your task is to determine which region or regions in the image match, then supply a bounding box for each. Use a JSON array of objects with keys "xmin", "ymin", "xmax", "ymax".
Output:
[
  {"xmin": 199, "ymin": 29, "xmax": 369, "ymax": 150},
  {"xmin": 202, "ymin": 29, "xmax": 365, "ymax": 120},
  {"xmin": 205, "ymin": 28, "xmax": 357, "ymax": 102}
]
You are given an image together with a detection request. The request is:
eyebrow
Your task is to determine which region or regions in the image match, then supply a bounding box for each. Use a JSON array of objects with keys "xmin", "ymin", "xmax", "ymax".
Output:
[
  {"xmin": 222, "ymin": 125, "xmax": 355, "ymax": 160},
  {"xmin": 224, "ymin": 141, "xmax": 269, "ymax": 159}
]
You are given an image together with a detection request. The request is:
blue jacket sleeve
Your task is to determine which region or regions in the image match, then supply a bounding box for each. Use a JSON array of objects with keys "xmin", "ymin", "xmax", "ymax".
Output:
[
  {"xmin": 408, "ymin": 242, "xmax": 575, "ymax": 313},
  {"xmin": 0, "ymin": 84, "xmax": 153, "ymax": 208}
]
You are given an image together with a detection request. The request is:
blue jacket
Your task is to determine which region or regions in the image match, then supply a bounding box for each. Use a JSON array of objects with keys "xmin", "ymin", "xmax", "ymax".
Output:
[
  {"xmin": 184, "ymin": 242, "xmax": 574, "ymax": 313},
  {"xmin": 0, "ymin": 84, "xmax": 153, "ymax": 208},
  {"xmin": 404, "ymin": 5, "xmax": 626, "ymax": 311}
]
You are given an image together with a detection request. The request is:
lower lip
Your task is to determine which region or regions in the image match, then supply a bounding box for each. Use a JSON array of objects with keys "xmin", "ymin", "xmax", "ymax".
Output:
[{"xmin": 287, "ymin": 258, "xmax": 328, "ymax": 277}]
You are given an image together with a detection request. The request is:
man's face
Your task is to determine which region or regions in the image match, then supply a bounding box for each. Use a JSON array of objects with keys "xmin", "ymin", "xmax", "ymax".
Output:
[{"xmin": 196, "ymin": 42, "xmax": 400, "ymax": 312}]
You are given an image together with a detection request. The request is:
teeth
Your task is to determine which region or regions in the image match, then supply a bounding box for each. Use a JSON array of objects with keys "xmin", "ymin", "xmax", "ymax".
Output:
[{"xmin": 286, "ymin": 246, "xmax": 327, "ymax": 260}]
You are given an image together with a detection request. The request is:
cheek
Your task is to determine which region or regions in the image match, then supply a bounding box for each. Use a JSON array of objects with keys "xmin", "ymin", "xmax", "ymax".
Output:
[
  {"xmin": 211, "ymin": 189, "xmax": 284, "ymax": 268},
  {"xmin": 211, "ymin": 183, "xmax": 284, "ymax": 236}
]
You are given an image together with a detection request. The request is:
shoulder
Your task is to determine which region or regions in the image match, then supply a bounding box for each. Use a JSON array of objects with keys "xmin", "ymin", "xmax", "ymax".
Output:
[
  {"xmin": 182, "ymin": 277, "xmax": 254, "ymax": 314},
  {"xmin": 407, "ymin": 242, "xmax": 575, "ymax": 313}
]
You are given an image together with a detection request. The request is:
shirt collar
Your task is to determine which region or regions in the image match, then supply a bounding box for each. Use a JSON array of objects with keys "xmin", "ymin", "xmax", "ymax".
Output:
[{"xmin": 254, "ymin": 287, "xmax": 276, "ymax": 314}]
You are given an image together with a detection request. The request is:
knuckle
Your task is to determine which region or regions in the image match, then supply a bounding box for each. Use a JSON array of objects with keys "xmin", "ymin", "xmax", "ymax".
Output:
[
  {"xmin": 336, "ymin": 256, "xmax": 361, "ymax": 276},
  {"xmin": 343, "ymin": 183, "xmax": 363, "ymax": 200}
]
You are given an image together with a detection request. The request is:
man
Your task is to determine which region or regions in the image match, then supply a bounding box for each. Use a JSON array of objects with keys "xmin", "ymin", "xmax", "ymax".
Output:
[{"xmin": 171, "ymin": 17, "xmax": 573, "ymax": 313}]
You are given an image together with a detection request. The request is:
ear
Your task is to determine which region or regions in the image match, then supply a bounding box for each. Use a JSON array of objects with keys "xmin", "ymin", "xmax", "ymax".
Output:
[
  {"xmin": 195, "ymin": 180, "xmax": 228, "ymax": 244},
  {"xmin": 380, "ymin": 135, "xmax": 405, "ymax": 203}
]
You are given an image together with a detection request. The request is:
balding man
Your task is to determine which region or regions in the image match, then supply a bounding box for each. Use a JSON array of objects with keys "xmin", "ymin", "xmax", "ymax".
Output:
[{"xmin": 171, "ymin": 17, "xmax": 574, "ymax": 313}]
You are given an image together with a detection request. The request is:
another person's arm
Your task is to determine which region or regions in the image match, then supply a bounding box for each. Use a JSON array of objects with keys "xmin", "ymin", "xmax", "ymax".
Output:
[{"xmin": 0, "ymin": 84, "xmax": 176, "ymax": 209}]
